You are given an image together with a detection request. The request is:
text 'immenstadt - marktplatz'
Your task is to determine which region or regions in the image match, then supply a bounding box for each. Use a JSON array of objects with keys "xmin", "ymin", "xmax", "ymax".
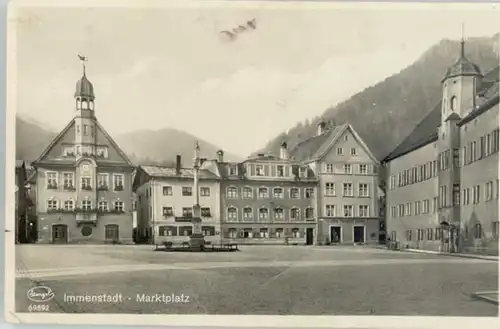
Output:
[{"xmin": 62, "ymin": 293, "xmax": 191, "ymax": 305}]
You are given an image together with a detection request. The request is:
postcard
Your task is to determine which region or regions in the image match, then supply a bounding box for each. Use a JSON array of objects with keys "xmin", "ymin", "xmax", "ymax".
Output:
[{"xmin": 4, "ymin": 0, "xmax": 500, "ymax": 327}]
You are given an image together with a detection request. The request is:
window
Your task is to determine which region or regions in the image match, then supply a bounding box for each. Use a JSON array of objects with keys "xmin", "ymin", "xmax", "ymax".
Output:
[
  {"xmin": 299, "ymin": 167, "xmax": 307, "ymax": 178},
  {"xmin": 414, "ymin": 201, "xmax": 420, "ymax": 215},
  {"xmin": 343, "ymin": 183, "xmax": 353, "ymax": 197},
  {"xmin": 485, "ymin": 181, "xmax": 494, "ymax": 201},
  {"xmin": 358, "ymin": 183, "xmax": 369, "ymax": 197},
  {"xmin": 201, "ymin": 207, "xmax": 211, "ymax": 217},
  {"xmin": 227, "ymin": 207, "xmax": 237, "ymax": 221},
  {"xmin": 97, "ymin": 174, "xmax": 109, "ymax": 190},
  {"xmin": 433, "ymin": 197, "xmax": 438, "ymax": 213},
  {"xmin": 325, "ymin": 164, "xmax": 334, "ymax": 173},
  {"xmin": 359, "ymin": 164, "xmax": 367, "ymax": 174},
  {"xmin": 471, "ymin": 141, "xmax": 477, "ymax": 162},
  {"xmin": 226, "ymin": 187, "xmax": 237, "ymax": 198},
  {"xmin": 46, "ymin": 172, "xmax": 58, "ymax": 189},
  {"xmin": 83, "ymin": 124, "xmax": 88, "ymax": 135},
  {"xmin": 273, "ymin": 187, "xmax": 284, "ymax": 199},
  {"xmin": 453, "ymin": 183, "xmax": 460, "ymax": 205},
  {"xmin": 417, "ymin": 229, "xmax": 424, "ymax": 241},
  {"xmin": 463, "ymin": 188, "xmax": 470, "ymax": 205},
  {"xmin": 182, "ymin": 187, "xmax": 193, "ymax": 196},
  {"xmin": 350, "ymin": 148, "xmax": 357, "ymax": 156},
  {"xmin": 243, "ymin": 207, "xmax": 253, "ymax": 220},
  {"xmin": 450, "ymin": 95, "xmax": 457, "ymax": 111},
  {"xmin": 325, "ymin": 183, "xmax": 336, "ymax": 196},
  {"xmin": 325, "ymin": 204, "xmax": 335, "ymax": 217},
  {"xmin": 159, "ymin": 226, "xmax": 173, "ymax": 237},
  {"xmin": 196, "ymin": 187, "xmax": 210, "ymax": 197},
  {"xmin": 305, "ymin": 207, "xmax": 314, "ymax": 219},
  {"xmin": 426, "ymin": 228, "xmax": 433, "ymax": 240},
  {"xmin": 256, "ymin": 165, "xmax": 264, "ymax": 176},
  {"xmin": 474, "ymin": 223, "xmax": 482, "ymax": 239},
  {"xmin": 398, "ymin": 204, "xmax": 405, "ymax": 217},
  {"xmin": 96, "ymin": 200, "xmax": 107, "ymax": 212},
  {"xmin": 359, "ymin": 205, "xmax": 369, "ymax": 217},
  {"xmin": 82, "ymin": 200, "xmax": 92, "ymax": 211},
  {"xmin": 113, "ymin": 174, "xmax": 124, "ymax": 191},
  {"xmin": 291, "ymin": 208, "xmax": 300, "ymax": 220},
  {"xmin": 344, "ymin": 164, "xmax": 352, "ymax": 174},
  {"xmin": 228, "ymin": 165, "xmax": 238, "ymax": 176},
  {"xmin": 405, "ymin": 230, "xmax": 412, "ymax": 241},
  {"xmin": 162, "ymin": 207, "xmax": 174, "ymax": 217},
  {"xmin": 493, "ymin": 221, "xmax": 499, "ymax": 240},
  {"xmin": 47, "ymin": 199, "xmax": 58, "ymax": 211},
  {"xmin": 228, "ymin": 229, "xmax": 238, "ymax": 238},
  {"xmin": 259, "ymin": 228, "xmax": 269, "ymax": 238},
  {"xmin": 292, "ymin": 228, "xmax": 302, "ymax": 238},
  {"xmin": 276, "ymin": 165, "xmax": 284, "ymax": 177},
  {"xmin": 81, "ymin": 177, "xmax": 92, "ymax": 190},
  {"xmin": 473, "ymin": 185, "xmax": 481, "ymax": 204},
  {"xmin": 63, "ymin": 173, "xmax": 74, "ymax": 190},
  {"xmin": 275, "ymin": 228, "xmax": 284, "ymax": 238},
  {"xmin": 274, "ymin": 207, "xmax": 284, "ymax": 220},
  {"xmin": 337, "ymin": 148, "xmax": 343, "ymax": 155},
  {"xmin": 258, "ymin": 208, "xmax": 269, "ymax": 221},
  {"xmin": 64, "ymin": 200, "xmax": 74, "ymax": 211},
  {"xmin": 242, "ymin": 187, "xmax": 253, "ymax": 199},
  {"xmin": 113, "ymin": 200, "xmax": 124, "ymax": 212},
  {"xmin": 290, "ymin": 188, "xmax": 300, "ymax": 199},
  {"xmin": 258, "ymin": 187, "xmax": 268, "ymax": 198},
  {"xmin": 405, "ymin": 202, "xmax": 412, "ymax": 216},
  {"xmin": 305, "ymin": 188, "xmax": 314, "ymax": 199},
  {"xmin": 439, "ymin": 185, "xmax": 447, "ymax": 208},
  {"xmin": 163, "ymin": 186, "xmax": 173, "ymax": 196},
  {"xmin": 182, "ymin": 207, "xmax": 193, "ymax": 218},
  {"xmin": 343, "ymin": 205, "xmax": 353, "ymax": 217},
  {"xmin": 423, "ymin": 199, "xmax": 430, "ymax": 214},
  {"xmin": 435, "ymin": 228, "xmax": 442, "ymax": 240}
]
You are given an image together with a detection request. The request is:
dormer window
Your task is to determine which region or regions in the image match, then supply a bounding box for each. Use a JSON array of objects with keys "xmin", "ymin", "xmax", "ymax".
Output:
[
  {"xmin": 256, "ymin": 165, "xmax": 264, "ymax": 176},
  {"xmin": 228, "ymin": 165, "xmax": 238, "ymax": 176}
]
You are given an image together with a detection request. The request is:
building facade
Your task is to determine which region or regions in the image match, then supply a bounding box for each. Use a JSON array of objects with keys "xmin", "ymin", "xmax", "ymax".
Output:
[
  {"xmin": 31, "ymin": 65, "xmax": 135, "ymax": 244},
  {"xmin": 211, "ymin": 148, "xmax": 318, "ymax": 245},
  {"xmin": 289, "ymin": 121, "xmax": 381, "ymax": 245},
  {"xmin": 133, "ymin": 155, "xmax": 221, "ymax": 245},
  {"xmin": 383, "ymin": 40, "xmax": 499, "ymax": 255},
  {"xmin": 15, "ymin": 160, "xmax": 30, "ymax": 243}
]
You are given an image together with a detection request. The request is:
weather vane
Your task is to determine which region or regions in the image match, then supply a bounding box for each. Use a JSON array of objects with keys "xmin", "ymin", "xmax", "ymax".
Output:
[{"xmin": 78, "ymin": 54, "xmax": 88, "ymax": 75}]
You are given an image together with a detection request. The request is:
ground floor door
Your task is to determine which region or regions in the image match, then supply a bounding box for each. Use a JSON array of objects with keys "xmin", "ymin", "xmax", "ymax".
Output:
[
  {"xmin": 105, "ymin": 224, "xmax": 120, "ymax": 242},
  {"xmin": 306, "ymin": 228, "xmax": 314, "ymax": 245},
  {"xmin": 330, "ymin": 226, "xmax": 341, "ymax": 243},
  {"xmin": 353, "ymin": 226, "xmax": 365, "ymax": 243},
  {"xmin": 52, "ymin": 224, "xmax": 68, "ymax": 244}
]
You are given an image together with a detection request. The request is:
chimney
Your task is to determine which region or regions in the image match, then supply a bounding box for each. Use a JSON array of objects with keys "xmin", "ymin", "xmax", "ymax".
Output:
[
  {"xmin": 176, "ymin": 155, "xmax": 182, "ymax": 174},
  {"xmin": 216, "ymin": 149, "xmax": 224, "ymax": 162},
  {"xmin": 280, "ymin": 141, "xmax": 289, "ymax": 160},
  {"xmin": 317, "ymin": 120, "xmax": 327, "ymax": 136}
]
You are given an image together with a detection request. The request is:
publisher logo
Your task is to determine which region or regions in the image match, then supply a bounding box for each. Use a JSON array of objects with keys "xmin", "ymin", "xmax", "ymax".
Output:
[{"xmin": 27, "ymin": 286, "xmax": 55, "ymax": 303}]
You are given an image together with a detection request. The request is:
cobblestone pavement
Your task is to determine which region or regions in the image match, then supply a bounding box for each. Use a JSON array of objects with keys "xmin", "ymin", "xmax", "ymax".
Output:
[{"xmin": 14, "ymin": 245, "xmax": 499, "ymax": 316}]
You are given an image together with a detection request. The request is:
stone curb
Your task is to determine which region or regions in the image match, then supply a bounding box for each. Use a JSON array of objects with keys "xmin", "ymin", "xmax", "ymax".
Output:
[
  {"xmin": 471, "ymin": 292, "xmax": 499, "ymax": 305},
  {"xmin": 399, "ymin": 248, "xmax": 499, "ymax": 261}
]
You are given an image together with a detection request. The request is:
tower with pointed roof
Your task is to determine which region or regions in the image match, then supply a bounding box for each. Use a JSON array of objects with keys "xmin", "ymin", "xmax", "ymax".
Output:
[{"xmin": 30, "ymin": 57, "xmax": 135, "ymax": 244}]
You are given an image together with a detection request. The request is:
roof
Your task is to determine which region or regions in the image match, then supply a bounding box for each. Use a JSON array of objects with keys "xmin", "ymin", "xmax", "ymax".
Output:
[
  {"xmin": 289, "ymin": 124, "xmax": 345, "ymax": 162},
  {"xmin": 442, "ymin": 41, "xmax": 482, "ymax": 82},
  {"xmin": 139, "ymin": 165, "xmax": 220, "ymax": 180},
  {"xmin": 75, "ymin": 72, "xmax": 95, "ymax": 99},
  {"xmin": 383, "ymin": 65, "xmax": 500, "ymax": 163},
  {"xmin": 288, "ymin": 123, "xmax": 378, "ymax": 164}
]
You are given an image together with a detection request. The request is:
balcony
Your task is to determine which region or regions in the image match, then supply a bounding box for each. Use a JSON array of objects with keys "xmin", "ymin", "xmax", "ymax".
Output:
[
  {"xmin": 114, "ymin": 185, "xmax": 124, "ymax": 192},
  {"xmin": 47, "ymin": 184, "xmax": 58, "ymax": 190},
  {"xmin": 97, "ymin": 185, "xmax": 109, "ymax": 191},
  {"xmin": 81, "ymin": 185, "xmax": 93, "ymax": 191},
  {"xmin": 76, "ymin": 212, "xmax": 97, "ymax": 227}
]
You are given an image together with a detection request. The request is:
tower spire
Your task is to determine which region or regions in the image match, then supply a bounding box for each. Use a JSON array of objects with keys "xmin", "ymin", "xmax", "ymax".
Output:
[{"xmin": 460, "ymin": 23, "xmax": 465, "ymax": 58}]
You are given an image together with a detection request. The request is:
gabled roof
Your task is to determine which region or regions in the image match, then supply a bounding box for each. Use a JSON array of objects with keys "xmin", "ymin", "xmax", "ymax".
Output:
[
  {"xmin": 383, "ymin": 65, "xmax": 500, "ymax": 163},
  {"xmin": 32, "ymin": 118, "xmax": 134, "ymax": 168},
  {"xmin": 289, "ymin": 123, "xmax": 378, "ymax": 164}
]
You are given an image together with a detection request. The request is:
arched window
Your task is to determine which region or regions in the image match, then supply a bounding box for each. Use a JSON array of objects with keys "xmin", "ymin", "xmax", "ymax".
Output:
[
  {"xmin": 243, "ymin": 207, "xmax": 253, "ymax": 220},
  {"xmin": 227, "ymin": 207, "xmax": 237, "ymax": 221},
  {"xmin": 450, "ymin": 96, "xmax": 457, "ymax": 111}
]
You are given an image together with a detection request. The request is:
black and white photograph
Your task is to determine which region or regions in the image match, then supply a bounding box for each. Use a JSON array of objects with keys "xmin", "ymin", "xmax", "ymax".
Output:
[{"xmin": 5, "ymin": 0, "xmax": 500, "ymax": 326}]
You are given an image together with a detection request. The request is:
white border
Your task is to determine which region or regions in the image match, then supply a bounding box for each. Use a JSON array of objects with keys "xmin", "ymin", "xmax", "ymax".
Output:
[{"xmin": 5, "ymin": 0, "xmax": 500, "ymax": 327}]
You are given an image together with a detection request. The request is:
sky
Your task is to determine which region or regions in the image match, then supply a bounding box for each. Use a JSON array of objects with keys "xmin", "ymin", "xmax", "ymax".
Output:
[{"xmin": 13, "ymin": 1, "xmax": 500, "ymax": 157}]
